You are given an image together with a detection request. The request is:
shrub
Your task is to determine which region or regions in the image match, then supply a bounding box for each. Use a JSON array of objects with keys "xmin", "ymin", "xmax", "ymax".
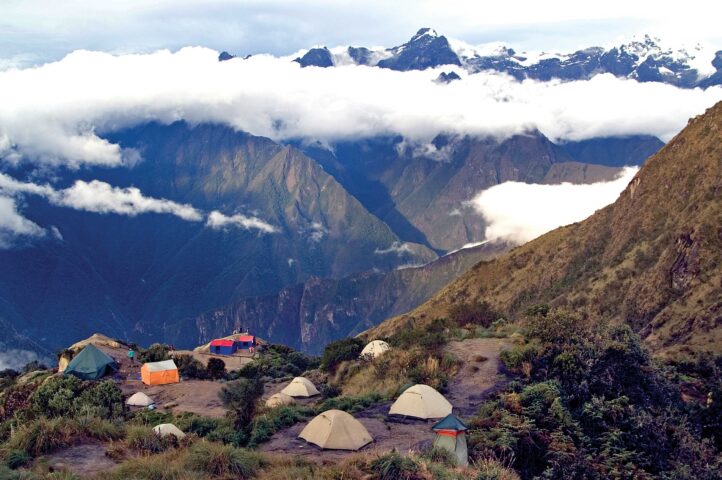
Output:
[
  {"xmin": 368, "ymin": 450, "xmax": 420, "ymax": 480},
  {"xmin": 126, "ymin": 426, "xmax": 170, "ymax": 454},
  {"xmin": 420, "ymin": 445, "xmax": 457, "ymax": 467},
  {"xmin": 3, "ymin": 449, "xmax": 31, "ymax": 469},
  {"xmin": 316, "ymin": 392, "xmax": 383, "ymax": 414},
  {"xmin": 174, "ymin": 355, "xmax": 207, "ymax": 380},
  {"xmin": 320, "ymin": 337, "xmax": 364, "ymax": 373},
  {"xmin": 76, "ymin": 380, "xmax": 124, "ymax": 419},
  {"xmin": 219, "ymin": 378, "xmax": 264, "ymax": 435},
  {"xmin": 29, "ymin": 375, "xmax": 85, "ymax": 418},
  {"xmin": 185, "ymin": 441, "xmax": 265, "ymax": 478},
  {"xmin": 206, "ymin": 358, "xmax": 226, "ymax": 380},
  {"xmin": 249, "ymin": 405, "xmax": 314, "ymax": 446},
  {"xmin": 449, "ymin": 301, "xmax": 500, "ymax": 328},
  {"xmin": 138, "ymin": 344, "xmax": 171, "ymax": 363}
]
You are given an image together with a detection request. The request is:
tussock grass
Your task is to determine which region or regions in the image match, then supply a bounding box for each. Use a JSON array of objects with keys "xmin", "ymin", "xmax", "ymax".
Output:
[
  {"xmin": 5, "ymin": 417, "xmax": 122, "ymax": 457},
  {"xmin": 184, "ymin": 441, "xmax": 265, "ymax": 478}
]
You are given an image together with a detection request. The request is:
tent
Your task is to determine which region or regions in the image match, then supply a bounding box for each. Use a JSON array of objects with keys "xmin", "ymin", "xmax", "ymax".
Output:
[
  {"xmin": 431, "ymin": 414, "xmax": 469, "ymax": 466},
  {"xmin": 236, "ymin": 335, "xmax": 256, "ymax": 350},
  {"xmin": 389, "ymin": 384, "xmax": 452, "ymax": 419},
  {"xmin": 299, "ymin": 409, "xmax": 373, "ymax": 450},
  {"xmin": 360, "ymin": 340, "xmax": 390, "ymax": 358},
  {"xmin": 210, "ymin": 339, "xmax": 237, "ymax": 356},
  {"xmin": 141, "ymin": 360, "xmax": 179, "ymax": 386},
  {"xmin": 265, "ymin": 392, "xmax": 296, "ymax": 408},
  {"xmin": 153, "ymin": 423, "xmax": 186, "ymax": 439},
  {"xmin": 63, "ymin": 344, "xmax": 118, "ymax": 380},
  {"xmin": 126, "ymin": 392, "xmax": 155, "ymax": 407},
  {"xmin": 281, "ymin": 377, "xmax": 320, "ymax": 397}
]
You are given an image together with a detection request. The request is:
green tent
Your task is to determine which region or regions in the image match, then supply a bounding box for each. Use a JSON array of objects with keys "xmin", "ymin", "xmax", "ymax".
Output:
[
  {"xmin": 64, "ymin": 344, "xmax": 119, "ymax": 380},
  {"xmin": 431, "ymin": 414, "xmax": 469, "ymax": 467}
]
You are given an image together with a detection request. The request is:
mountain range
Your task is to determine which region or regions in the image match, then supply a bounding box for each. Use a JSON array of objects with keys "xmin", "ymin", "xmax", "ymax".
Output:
[
  {"xmin": 222, "ymin": 28, "xmax": 722, "ymax": 89},
  {"xmin": 370, "ymin": 101, "xmax": 722, "ymax": 359}
]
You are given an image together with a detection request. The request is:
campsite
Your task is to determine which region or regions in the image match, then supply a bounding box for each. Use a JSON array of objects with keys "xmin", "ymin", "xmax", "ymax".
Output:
[{"xmin": 0, "ymin": 326, "xmax": 511, "ymax": 478}]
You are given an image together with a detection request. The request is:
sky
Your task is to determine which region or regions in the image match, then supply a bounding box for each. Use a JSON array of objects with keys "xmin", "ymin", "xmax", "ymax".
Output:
[{"xmin": 2, "ymin": 0, "xmax": 722, "ymax": 68}]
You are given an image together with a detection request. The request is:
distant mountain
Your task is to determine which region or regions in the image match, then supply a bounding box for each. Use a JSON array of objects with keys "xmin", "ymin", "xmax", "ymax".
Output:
[
  {"xmin": 300, "ymin": 132, "xmax": 660, "ymax": 251},
  {"xmin": 369, "ymin": 102, "xmax": 722, "ymax": 359},
  {"xmin": 164, "ymin": 241, "xmax": 509, "ymax": 353},
  {"xmin": 0, "ymin": 122, "xmax": 435, "ymax": 354},
  {"xmin": 282, "ymin": 28, "xmax": 721, "ymax": 89}
]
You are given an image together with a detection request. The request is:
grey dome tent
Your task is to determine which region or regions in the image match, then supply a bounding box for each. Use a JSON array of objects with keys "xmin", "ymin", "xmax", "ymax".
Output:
[
  {"xmin": 63, "ymin": 344, "xmax": 118, "ymax": 380},
  {"xmin": 431, "ymin": 414, "xmax": 468, "ymax": 467}
]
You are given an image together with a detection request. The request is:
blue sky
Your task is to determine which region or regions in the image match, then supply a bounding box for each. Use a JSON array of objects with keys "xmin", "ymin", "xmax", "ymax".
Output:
[{"xmin": 2, "ymin": 0, "xmax": 721, "ymax": 67}]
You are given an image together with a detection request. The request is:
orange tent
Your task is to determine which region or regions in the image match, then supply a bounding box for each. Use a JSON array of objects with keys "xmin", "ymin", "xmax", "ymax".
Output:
[{"xmin": 141, "ymin": 360, "xmax": 179, "ymax": 386}]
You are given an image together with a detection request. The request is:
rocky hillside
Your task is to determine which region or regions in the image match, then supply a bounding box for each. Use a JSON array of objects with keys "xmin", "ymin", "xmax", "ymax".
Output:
[
  {"xmin": 369, "ymin": 102, "xmax": 722, "ymax": 359},
  {"xmin": 163, "ymin": 241, "xmax": 509, "ymax": 353}
]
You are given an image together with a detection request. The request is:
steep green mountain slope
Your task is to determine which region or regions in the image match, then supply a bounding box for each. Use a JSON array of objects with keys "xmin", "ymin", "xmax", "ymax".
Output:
[
  {"xmin": 370, "ymin": 102, "xmax": 722, "ymax": 359},
  {"xmin": 303, "ymin": 132, "xmax": 658, "ymax": 251}
]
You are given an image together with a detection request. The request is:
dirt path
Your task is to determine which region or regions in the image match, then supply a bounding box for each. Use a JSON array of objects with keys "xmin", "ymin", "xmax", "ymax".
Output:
[
  {"xmin": 44, "ymin": 441, "xmax": 117, "ymax": 477},
  {"xmin": 260, "ymin": 338, "xmax": 508, "ymax": 460},
  {"xmin": 444, "ymin": 337, "xmax": 509, "ymax": 415}
]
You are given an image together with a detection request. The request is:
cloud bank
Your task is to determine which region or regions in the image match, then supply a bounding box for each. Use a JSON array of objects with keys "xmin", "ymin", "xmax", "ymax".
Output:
[
  {"xmin": 1, "ymin": 48, "xmax": 721, "ymax": 168},
  {"xmin": 0, "ymin": 173, "xmax": 276, "ymax": 246},
  {"xmin": 471, "ymin": 167, "xmax": 639, "ymax": 244}
]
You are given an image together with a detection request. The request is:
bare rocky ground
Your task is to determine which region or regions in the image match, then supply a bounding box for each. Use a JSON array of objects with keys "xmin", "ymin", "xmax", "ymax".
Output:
[
  {"xmin": 44, "ymin": 441, "xmax": 117, "ymax": 477},
  {"xmin": 260, "ymin": 337, "xmax": 509, "ymax": 460}
]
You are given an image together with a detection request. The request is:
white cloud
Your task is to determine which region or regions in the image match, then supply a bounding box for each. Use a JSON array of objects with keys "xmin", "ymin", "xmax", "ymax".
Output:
[
  {"xmin": 57, "ymin": 180, "xmax": 203, "ymax": 221},
  {"xmin": 0, "ymin": 348, "xmax": 42, "ymax": 371},
  {"xmin": 470, "ymin": 166, "xmax": 639, "ymax": 244},
  {"xmin": 0, "ymin": 48, "xmax": 721, "ymax": 168},
  {"xmin": 206, "ymin": 210, "xmax": 277, "ymax": 233},
  {"xmin": 0, "ymin": 196, "xmax": 46, "ymax": 247},
  {"xmin": 0, "ymin": 173, "xmax": 276, "ymax": 246},
  {"xmin": 375, "ymin": 241, "xmax": 415, "ymax": 256}
]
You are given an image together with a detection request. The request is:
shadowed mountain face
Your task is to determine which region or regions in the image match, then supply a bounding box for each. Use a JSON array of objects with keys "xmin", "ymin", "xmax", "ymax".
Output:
[
  {"xmin": 0, "ymin": 122, "xmax": 436, "ymax": 354},
  {"xmin": 369, "ymin": 102, "xmax": 722, "ymax": 360},
  {"xmin": 301, "ymin": 132, "xmax": 659, "ymax": 251},
  {"xmin": 164, "ymin": 241, "xmax": 509, "ymax": 354}
]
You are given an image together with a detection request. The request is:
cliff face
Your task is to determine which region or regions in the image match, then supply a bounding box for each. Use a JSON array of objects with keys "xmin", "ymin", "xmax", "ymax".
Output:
[
  {"xmin": 369, "ymin": 103, "xmax": 722, "ymax": 359},
  {"xmin": 164, "ymin": 242, "xmax": 509, "ymax": 353}
]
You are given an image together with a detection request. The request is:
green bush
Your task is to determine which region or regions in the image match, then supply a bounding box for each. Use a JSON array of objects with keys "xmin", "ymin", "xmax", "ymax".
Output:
[
  {"xmin": 249, "ymin": 405, "xmax": 314, "ymax": 446},
  {"xmin": 174, "ymin": 355, "xmax": 208, "ymax": 380},
  {"xmin": 3, "ymin": 449, "xmax": 30, "ymax": 469},
  {"xmin": 206, "ymin": 358, "xmax": 226, "ymax": 380},
  {"xmin": 138, "ymin": 344, "xmax": 171, "ymax": 363},
  {"xmin": 219, "ymin": 378, "xmax": 264, "ymax": 437},
  {"xmin": 320, "ymin": 337, "xmax": 364, "ymax": 373},
  {"xmin": 368, "ymin": 450, "xmax": 420, "ymax": 480},
  {"xmin": 184, "ymin": 441, "xmax": 265, "ymax": 478},
  {"xmin": 126, "ymin": 426, "xmax": 172, "ymax": 454},
  {"xmin": 317, "ymin": 392, "xmax": 383, "ymax": 414},
  {"xmin": 29, "ymin": 375, "xmax": 84, "ymax": 418},
  {"xmin": 76, "ymin": 381, "xmax": 124, "ymax": 419}
]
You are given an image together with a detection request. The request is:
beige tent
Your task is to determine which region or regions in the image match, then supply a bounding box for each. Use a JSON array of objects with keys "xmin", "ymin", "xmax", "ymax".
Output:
[
  {"xmin": 126, "ymin": 392, "xmax": 155, "ymax": 407},
  {"xmin": 360, "ymin": 340, "xmax": 390, "ymax": 358},
  {"xmin": 153, "ymin": 423, "xmax": 185, "ymax": 439},
  {"xmin": 280, "ymin": 377, "xmax": 320, "ymax": 397},
  {"xmin": 299, "ymin": 409, "xmax": 373, "ymax": 450},
  {"xmin": 389, "ymin": 384, "xmax": 452, "ymax": 419},
  {"xmin": 265, "ymin": 392, "xmax": 296, "ymax": 408}
]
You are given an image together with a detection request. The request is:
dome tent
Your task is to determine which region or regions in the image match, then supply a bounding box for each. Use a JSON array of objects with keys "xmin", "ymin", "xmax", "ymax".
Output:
[
  {"xmin": 280, "ymin": 377, "xmax": 320, "ymax": 397},
  {"xmin": 432, "ymin": 414, "xmax": 469, "ymax": 466},
  {"xmin": 153, "ymin": 423, "xmax": 185, "ymax": 439},
  {"xmin": 389, "ymin": 384, "xmax": 452, "ymax": 419},
  {"xmin": 126, "ymin": 392, "xmax": 155, "ymax": 407},
  {"xmin": 63, "ymin": 344, "xmax": 118, "ymax": 380},
  {"xmin": 299, "ymin": 410, "xmax": 373, "ymax": 450},
  {"xmin": 266, "ymin": 392, "xmax": 296, "ymax": 408},
  {"xmin": 360, "ymin": 340, "xmax": 390, "ymax": 359}
]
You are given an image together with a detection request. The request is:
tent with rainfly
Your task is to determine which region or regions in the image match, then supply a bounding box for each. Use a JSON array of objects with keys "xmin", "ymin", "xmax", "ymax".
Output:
[
  {"xmin": 141, "ymin": 360, "xmax": 179, "ymax": 386},
  {"xmin": 126, "ymin": 392, "xmax": 155, "ymax": 407},
  {"xmin": 281, "ymin": 377, "xmax": 320, "ymax": 397},
  {"xmin": 360, "ymin": 340, "xmax": 390, "ymax": 359},
  {"xmin": 431, "ymin": 414, "xmax": 469, "ymax": 466},
  {"xmin": 299, "ymin": 409, "xmax": 373, "ymax": 450},
  {"xmin": 389, "ymin": 384, "xmax": 452, "ymax": 419},
  {"xmin": 63, "ymin": 344, "xmax": 119, "ymax": 380}
]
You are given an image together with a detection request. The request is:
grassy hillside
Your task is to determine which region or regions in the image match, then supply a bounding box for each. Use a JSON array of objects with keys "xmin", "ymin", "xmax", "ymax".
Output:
[{"xmin": 368, "ymin": 102, "xmax": 722, "ymax": 360}]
